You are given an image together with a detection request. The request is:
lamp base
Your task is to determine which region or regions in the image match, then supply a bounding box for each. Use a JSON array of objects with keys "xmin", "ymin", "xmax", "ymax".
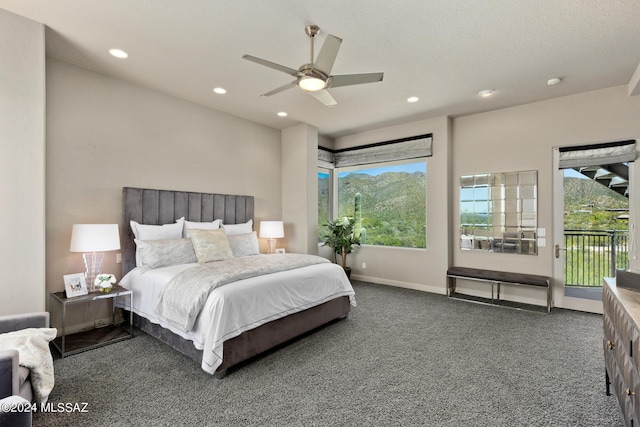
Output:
[
  {"xmin": 266, "ymin": 238, "xmax": 277, "ymax": 254},
  {"xmin": 83, "ymin": 252, "xmax": 104, "ymax": 292}
]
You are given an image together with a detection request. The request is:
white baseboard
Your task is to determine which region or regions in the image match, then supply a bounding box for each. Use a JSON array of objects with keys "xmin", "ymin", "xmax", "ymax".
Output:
[
  {"xmin": 350, "ymin": 274, "xmax": 447, "ymax": 295},
  {"xmin": 560, "ymin": 296, "xmax": 603, "ymax": 314}
]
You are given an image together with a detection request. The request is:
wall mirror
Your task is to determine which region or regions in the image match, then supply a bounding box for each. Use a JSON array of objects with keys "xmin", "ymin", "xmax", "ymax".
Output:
[{"xmin": 459, "ymin": 170, "xmax": 537, "ymax": 255}]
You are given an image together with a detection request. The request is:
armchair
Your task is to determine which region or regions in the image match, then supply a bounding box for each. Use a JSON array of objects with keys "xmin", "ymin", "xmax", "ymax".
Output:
[{"xmin": 0, "ymin": 312, "xmax": 50, "ymax": 427}]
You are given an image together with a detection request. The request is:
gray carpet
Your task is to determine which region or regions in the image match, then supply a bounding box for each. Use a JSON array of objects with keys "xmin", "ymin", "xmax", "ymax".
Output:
[{"xmin": 34, "ymin": 281, "xmax": 623, "ymax": 426}]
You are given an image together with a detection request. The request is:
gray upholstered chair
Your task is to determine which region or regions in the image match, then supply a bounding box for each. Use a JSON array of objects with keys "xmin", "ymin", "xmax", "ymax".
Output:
[{"xmin": 0, "ymin": 312, "xmax": 50, "ymax": 427}]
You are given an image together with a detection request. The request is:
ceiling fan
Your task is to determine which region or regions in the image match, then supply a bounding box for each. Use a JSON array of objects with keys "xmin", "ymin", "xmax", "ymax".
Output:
[{"xmin": 242, "ymin": 25, "xmax": 384, "ymax": 107}]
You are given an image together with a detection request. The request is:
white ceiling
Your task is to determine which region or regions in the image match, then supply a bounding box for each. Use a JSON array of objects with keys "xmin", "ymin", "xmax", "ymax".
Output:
[{"xmin": 2, "ymin": 0, "xmax": 640, "ymax": 138}]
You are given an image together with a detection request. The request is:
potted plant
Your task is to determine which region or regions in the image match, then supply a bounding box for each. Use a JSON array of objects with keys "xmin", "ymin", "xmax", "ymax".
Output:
[
  {"xmin": 321, "ymin": 193, "xmax": 364, "ymax": 277},
  {"xmin": 321, "ymin": 217, "xmax": 360, "ymax": 276}
]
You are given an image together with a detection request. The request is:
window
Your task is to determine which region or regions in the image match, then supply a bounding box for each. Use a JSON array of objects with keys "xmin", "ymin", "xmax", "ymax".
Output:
[
  {"xmin": 318, "ymin": 168, "xmax": 331, "ymax": 242},
  {"xmin": 337, "ymin": 160, "xmax": 426, "ymax": 248}
]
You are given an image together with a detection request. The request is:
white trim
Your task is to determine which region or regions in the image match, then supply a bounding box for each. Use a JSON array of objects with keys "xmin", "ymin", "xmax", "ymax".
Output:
[{"xmin": 561, "ymin": 296, "xmax": 603, "ymax": 314}]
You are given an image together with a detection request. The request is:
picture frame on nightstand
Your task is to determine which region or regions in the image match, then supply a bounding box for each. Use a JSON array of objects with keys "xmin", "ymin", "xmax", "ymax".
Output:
[{"xmin": 63, "ymin": 273, "xmax": 88, "ymax": 297}]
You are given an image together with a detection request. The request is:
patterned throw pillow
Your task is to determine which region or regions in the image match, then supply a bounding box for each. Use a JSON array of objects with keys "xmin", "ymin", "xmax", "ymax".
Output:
[
  {"xmin": 189, "ymin": 229, "xmax": 234, "ymax": 263},
  {"xmin": 134, "ymin": 238, "xmax": 197, "ymax": 269},
  {"xmin": 227, "ymin": 232, "xmax": 260, "ymax": 257}
]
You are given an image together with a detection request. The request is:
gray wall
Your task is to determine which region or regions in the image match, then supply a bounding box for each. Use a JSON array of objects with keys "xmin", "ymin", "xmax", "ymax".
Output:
[
  {"xmin": 282, "ymin": 124, "xmax": 319, "ymax": 255},
  {"xmin": 333, "ymin": 117, "xmax": 453, "ymax": 294},
  {"xmin": 331, "ymin": 86, "xmax": 640, "ymax": 308},
  {"xmin": 4, "ymin": 4, "xmax": 640, "ymax": 318},
  {"xmin": 0, "ymin": 9, "xmax": 45, "ymax": 315},
  {"xmin": 452, "ymin": 85, "xmax": 640, "ymax": 307},
  {"xmin": 46, "ymin": 59, "xmax": 282, "ymax": 327}
]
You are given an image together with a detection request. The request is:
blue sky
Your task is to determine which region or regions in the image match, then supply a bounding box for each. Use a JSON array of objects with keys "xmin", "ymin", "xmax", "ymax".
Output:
[
  {"xmin": 564, "ymin": 168, "xmax": 588, "ymax": 179},
  {"xmin": 337, "ymin": 162, "xmax": 426, "ymax": 178}
]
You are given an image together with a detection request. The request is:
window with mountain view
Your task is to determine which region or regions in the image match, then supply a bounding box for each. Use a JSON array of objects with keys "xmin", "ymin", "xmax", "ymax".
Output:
[
  {"xmin": 337, "ymin": 160, "xmax": 427, "ymax": 248},
  {"xmin": 318, "ymin": 168, "xmax": 331, "ymax": 242}
]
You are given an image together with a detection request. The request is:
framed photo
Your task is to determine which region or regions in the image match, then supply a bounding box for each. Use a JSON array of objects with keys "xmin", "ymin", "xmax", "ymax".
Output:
[
  {"xmin": 63, "ymin": 273, "xmax": 88, "ymax": 298},
  {"xmin": 275, "ymin": 248, "xmax": 286, "ymax": 254}
]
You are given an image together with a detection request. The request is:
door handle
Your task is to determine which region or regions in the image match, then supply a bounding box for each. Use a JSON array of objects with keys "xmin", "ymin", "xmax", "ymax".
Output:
[{"xmin": 555, "ymin": 244, "xmax": 565, "ymax": 259}]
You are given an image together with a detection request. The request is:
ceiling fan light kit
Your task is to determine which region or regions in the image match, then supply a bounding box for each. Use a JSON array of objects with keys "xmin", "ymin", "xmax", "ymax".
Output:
[
  {"xmin": 243, "ymin": 25, "xmax": 384, "ymax": 106},
  {"xmin": 298, "ymin": 76, "xmax": 326, "ymax": 92}
]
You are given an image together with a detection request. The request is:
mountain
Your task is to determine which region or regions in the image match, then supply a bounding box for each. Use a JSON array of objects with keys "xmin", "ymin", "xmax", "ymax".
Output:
[
  {"xmin": 336, "ymin": 171, "xmax": 426, "ymax": 248},
  {"xmin": 563, "ymin": 177, "xmax": 628, "ymax": 230},
  {"xmin": 320, "ymin": 173, "xmax": 628, "ymax": 248},
  {"xmin": 564, "ymin": 177, "xmax": 627, "ymax": 207}
]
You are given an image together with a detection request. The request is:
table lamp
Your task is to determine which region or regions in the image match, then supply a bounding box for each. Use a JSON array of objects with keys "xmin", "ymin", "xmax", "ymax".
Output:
[
  {"xmin": 70, "ymin": 224, "xmax": 121, "ymax": 291},
  {"xmin": 259, "ymin": 221, "xmax": 284, "ymax": 254}
]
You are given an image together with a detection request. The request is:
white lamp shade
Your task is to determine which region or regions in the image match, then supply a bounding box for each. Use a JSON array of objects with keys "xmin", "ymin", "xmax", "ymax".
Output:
[
  {"xmin": 259, "ymin": 221, "xmax": 284, "ymax": 239},
  {"xmin": 70, "ymin": 224, "xmax": 121, "ymax": 252}
]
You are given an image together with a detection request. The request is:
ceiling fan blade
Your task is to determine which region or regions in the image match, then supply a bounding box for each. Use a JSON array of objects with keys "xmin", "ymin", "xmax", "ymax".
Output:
[
  {"xmin": 261, "ymin": 81, "xmax": 298, "ymax": 97},
  {"xmin": 314, "ymin": 34, "xmax": 342, "ymax": 75},
  {"xmin": 329, "ymin": 72, "xmax": 384, "ymax": 88},
  {"xmin": 242, "ymin": 54, "xmax": 300, "ymax": 77},
  {"xmin": 308, "ymin": 89, "xmax": 337, "ymax": 107}
]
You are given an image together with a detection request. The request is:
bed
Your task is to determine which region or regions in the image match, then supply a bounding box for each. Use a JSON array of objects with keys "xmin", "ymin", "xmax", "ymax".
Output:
[{"xmin": 120, "ymin": 187, "xmax": 355, "ymax": 376}]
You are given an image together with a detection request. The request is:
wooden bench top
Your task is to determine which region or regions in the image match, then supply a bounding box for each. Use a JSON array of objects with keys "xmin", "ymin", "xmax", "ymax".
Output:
[{"xmin": 447, "ymin": 267, "xmax": 550, "ymax": 288}]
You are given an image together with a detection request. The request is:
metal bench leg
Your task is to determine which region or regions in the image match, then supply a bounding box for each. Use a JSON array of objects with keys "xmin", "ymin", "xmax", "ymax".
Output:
[
  {"xmin": 547, "ymin": 286, "xmax": 552, "ymax": 313},
  {"xmin": 491, "ymin": 281, "xmax": 494, "ymax": 304},
  {"xmin": 447, "ymin": 276, "xmax": 456, "ymax": 297}
]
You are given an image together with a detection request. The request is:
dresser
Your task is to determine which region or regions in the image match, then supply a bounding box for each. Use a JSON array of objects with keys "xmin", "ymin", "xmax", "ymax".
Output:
[{"xmin": 603, "ymin": 271, "xmax": 640, "ymax": 427}]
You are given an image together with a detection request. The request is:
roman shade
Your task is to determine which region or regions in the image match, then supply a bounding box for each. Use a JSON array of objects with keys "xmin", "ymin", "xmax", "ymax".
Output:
[
  {"xmin": 319, "ymin": 134, "xmax": 432, "ymax": 169},
  {"xmin": 558, "ymin": 140, "xmax": 637, "ymax": 169}
]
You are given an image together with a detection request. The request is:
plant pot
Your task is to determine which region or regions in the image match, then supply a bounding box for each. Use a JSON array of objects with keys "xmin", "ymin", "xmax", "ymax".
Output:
[{"xmin": 343, "ymin": 267, "xmax": 351, "ymax": 279}]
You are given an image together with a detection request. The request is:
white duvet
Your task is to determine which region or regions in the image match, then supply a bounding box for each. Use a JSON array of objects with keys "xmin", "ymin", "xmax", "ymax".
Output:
[{"xmin": 120, "ymin": 260, "xmax": 355, "ymax": 374}]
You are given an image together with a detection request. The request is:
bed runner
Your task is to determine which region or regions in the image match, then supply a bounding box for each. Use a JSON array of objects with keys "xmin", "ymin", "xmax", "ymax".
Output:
[{"xmin": 155, "ymin": 254, "xmax": 329, "ymax": 332}]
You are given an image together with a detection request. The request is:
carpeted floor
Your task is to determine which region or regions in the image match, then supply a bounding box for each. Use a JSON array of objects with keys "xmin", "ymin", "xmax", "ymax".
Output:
[{"xmin": 34, "ymin": 281, "xmax": 623, "ymax": 426}]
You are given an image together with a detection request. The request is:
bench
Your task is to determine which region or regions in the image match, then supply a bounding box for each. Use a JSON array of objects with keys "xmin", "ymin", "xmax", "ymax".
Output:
[{"xmin": 446, "ymin": 266, "xmax": 551, "ymax": 313}]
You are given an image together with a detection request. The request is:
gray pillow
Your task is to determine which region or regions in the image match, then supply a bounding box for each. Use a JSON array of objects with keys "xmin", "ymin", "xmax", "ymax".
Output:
[
  {"xmin": 228, "ymin": 232, "xmax": 260, "ymax": 258},
  {"xmin": 134, "ymin": 238, "xmax": 196, "ymax": 269}
]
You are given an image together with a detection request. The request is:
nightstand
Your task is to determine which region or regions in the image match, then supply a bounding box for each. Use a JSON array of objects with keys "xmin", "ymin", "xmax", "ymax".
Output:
[{"xmin": 49, "ymin": 284, "xmax": 133, "ymax": 357}]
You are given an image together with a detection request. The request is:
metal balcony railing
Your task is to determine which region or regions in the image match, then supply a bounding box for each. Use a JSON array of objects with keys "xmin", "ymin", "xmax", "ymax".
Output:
[{"xmin": 564, "ymin": 229, "xmax": 629, "ymax": 287}]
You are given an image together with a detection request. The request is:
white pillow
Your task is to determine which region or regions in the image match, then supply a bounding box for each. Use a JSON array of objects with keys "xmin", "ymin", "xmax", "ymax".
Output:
[
  {"xmin": 189, "ymin": 229, "xmax": 234, "ymax": 263},
  {"xmin": 222, "ymin": 219, "xmax": 253, "ymax": 235},
  {"xmin": 130, "ymin": 219, "xmax": 184, "ymax": 240},
  {"xmin": 227, "ymin": 232, "xmax": 260, "ymax": 258},
  {"xmin": 177, "ymin": 218, "xmax": 222, "ymax": 237},
  {"xmin": 134, "ymin": 238, "xmax": 196, "ymax": 269}
]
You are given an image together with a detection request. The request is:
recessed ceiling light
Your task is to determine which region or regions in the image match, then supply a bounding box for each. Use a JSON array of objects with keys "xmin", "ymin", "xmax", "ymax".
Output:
[
  {"xmin": 547, "ymin": 77, "xmax": 561, "ymax": 86},
  {"xmin": 407, "ymin": 96, "xmax": 419, "ymax": 103},
  {"xmin": 277, "ymin": 112, "xmax": 288, "ymax": 117},
  {"xmin": 213, "ymin": 87, "xmax": 227, "ymax": 94},
  {"xmin": 478, "ymin": 89, "xmax": 495, "ymax": 98},
  {"xmin": 108, "ymin": 48, "xmax": 128, "ymax": 59}
]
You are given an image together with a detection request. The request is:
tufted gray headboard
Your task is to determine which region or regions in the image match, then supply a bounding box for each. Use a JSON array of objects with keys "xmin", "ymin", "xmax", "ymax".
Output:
[{"xmin": 122, "ymin": 187, "xmax": 254, "ymax": 277}]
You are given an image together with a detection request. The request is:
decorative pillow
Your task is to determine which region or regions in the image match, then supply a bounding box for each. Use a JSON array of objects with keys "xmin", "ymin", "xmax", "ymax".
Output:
[
  {"xmin": 227, "ymin": 232, "xmax": 260, "ymax": 258},
  {"xmin": 177, "ymin": 217, "xmax": 222, "ymax": 237},
  {"xmin": 222, "ymin": 219, "xmax": 253, "ymax": 235},
  {"xmin": 130, "ymin": 219, "xmax": 184, "ymax": 240},
  {"xmin": 134, "ymin": 238, "xmax": 196, "ymax": 269},
  {"xmin": 189, "ymin": 229, "xmax": 234, "ymax": 263}
]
